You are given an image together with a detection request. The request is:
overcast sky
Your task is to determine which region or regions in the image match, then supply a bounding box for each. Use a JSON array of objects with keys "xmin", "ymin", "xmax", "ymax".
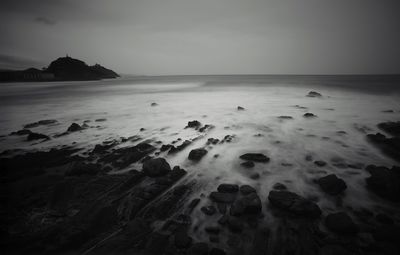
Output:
[{"xmin": 0, "ymin": 0, "xmax": 399, "ymax": 75}]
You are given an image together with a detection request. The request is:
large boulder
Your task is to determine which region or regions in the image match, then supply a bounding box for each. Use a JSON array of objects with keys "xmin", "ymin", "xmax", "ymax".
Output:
[
  {"xmin": 317, "ymin": 174, "xmax": 347, "ymax": 195},
  {"xmin": 210, "ymin": 191, "xmax": 236, "ymax": 203},
  {"xmin": 325, "ymin": 212, "xmax": 358, "ymax": 234},
  {"xmin": 365, "ymin": 165, "xmax": 400, "ymax": 201},
  {"xmin": 188, "ymin": 148, "xmax": 208, "ymax": 161},
  {"xmin": 230, "ymin": 192, "xmax": 262, "ymax": 216},
  {"xmin": 268, "ymin": 190, "xmax": 321, "ymax": 218},
  {"xmin": 239, "ymin": 153, "xmax": 270, "ymax": 162},
  {"xmin": 142, "ymin": 158, "xmax": 171, "ymax": 177},
  {"xmin": 217, "ymin": 184, "xmax": 239, "ymax": 193}
]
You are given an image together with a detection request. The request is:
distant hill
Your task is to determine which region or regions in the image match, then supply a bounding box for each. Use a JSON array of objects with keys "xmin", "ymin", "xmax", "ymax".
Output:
[{"xmin": 0, "ymin": 56, "xmax": 119, "ymax": 82}]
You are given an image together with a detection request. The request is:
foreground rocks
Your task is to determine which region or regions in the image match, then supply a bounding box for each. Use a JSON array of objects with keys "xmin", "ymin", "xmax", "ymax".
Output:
[
  {"xmin": 325, "ymin": 212, "xmax": 358, "ymax": 234},
  {"xmin": 317, "ymin": 174, "xmax": 347, "ymax": 195},
  {"xmin": 239, "ymin": 153, "xmax": 270, "ymax": 162},
  {"xmin": 365, "ymin": 164, "xmax": 400, "ymax": 201},
  {"xmin": 142, "ymin": 157, "xmax": 171, "ymax": 177},
  {"xmin": 188, "ymin": 148, "xmax": 208, "ymax": 161},
  {"xmin": 367, "ymin": 132, "xmax": 400, "ymax": 161}
]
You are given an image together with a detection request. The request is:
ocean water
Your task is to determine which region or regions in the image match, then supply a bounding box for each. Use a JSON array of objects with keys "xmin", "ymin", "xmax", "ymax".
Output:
[{"xmin": 1, "ymin": 75, "xmax": 400, "ymax": 246}]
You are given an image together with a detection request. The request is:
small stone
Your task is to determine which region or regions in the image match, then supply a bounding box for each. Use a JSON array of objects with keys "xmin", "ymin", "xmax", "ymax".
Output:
[
  {"xmin": 237, "ymin": 106, "xmax": 245, "ymax": 111},
  {"xmin": 67, "ymin": 123, "xmax": 83, "ymax": 132},
  {"xmin": 201, "ymin": 206, "xmax": 216, "ymax": 215},
  {"xmin": 241, "ymin": 161, "xmax": 255, "ymax": 168},
  {"xmin": 240, "ymin": 153, "xmax": 270, "ymax": 162},
  {"xmin": 240, "ymin": 185, "xmax": 256, "ymax": 195},
  {"xmin": 314, "ymin": 160, "xmax": 327, "ymax": 167},
  {"xmin": 303, "ymin": 113, "xmax": 317, "ymax": 118}
]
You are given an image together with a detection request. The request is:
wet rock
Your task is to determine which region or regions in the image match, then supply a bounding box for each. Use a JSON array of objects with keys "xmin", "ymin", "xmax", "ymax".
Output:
[
  {"xmin": 303, "ymin": 113, "xmax": 317, "ymax": 118},
  {"xmin": 209, "ymin": 248, "xmax": 226, "ymax": 255},
  {"xmin": 278, "ymin": 116, "xmax": 293, "ymax": 119},
  {"xmin": 239, "ymin": 153, "xmax": 270, "ymax": 162},
  {"xmin": 325, "ymin": 212, "xmax": 359, "ymax": 234},
  {"xmin": 217, "ymin": 184, "xmax": 239, "ymax": 193},
  {"xmin": 227, "ymin": 216, "xmax": 243, "ymax": 232},
  {"xmin": 48, "ymin": 181, "xmax": 74, "ymax": 213},
  {"xmin": 160, "ymin": 144, "xmax": 173, "ymax": 152},
  {"xmin": 240, "ymin": 185, "xmax": 256, "ymax": 195},
  {"xmin": 65, "ymin": 162, "xmax": 100, "ymax": 176},
  {"xmin": 365, "ymin": 164, "xmax": 400, "ymax": 201},
  {"xmin": 218, "ymin": 215, "xmax": 229, "ymax": 225},
  {"xmin": 142, "ymin": 158, "xmax": 171, "ymax": 177},
  {"xmin": 188, "ymin": 198, "xmax": 201, "ymax": 212},
  {"xmin": 207, "ymin": 138, "xmax": 220, "ymax": 145},
  {"xmin": 27, "ymin": 132, "xmax": 50, "ymax": 141},
  {"xmin": 151, "ymin": 102, "xmax": 158, "ymax": 106},
  {"xmin": 273, "ymin": 183, "xmax": 287, "ymax": 190},
  {"xmin": 230, "ymin": 192, "xmax": 262, "ymax": 216},
  {"xmin": 201, "ymin": 205, "xmax": 217, "ymax": 215},
  {"xmin": 250, "ymin": 228, "xmax": 269, "ymax": 255},
  {"xmin": 23, "ymin": 119, "xmax": 58, "ymax": 128},
  {"xmin": 250, "ymin": 173, "xmax": 260, "ymax": 180},
  {"xmin": 188, "ymin": 242, "xmax": 209, "ymax": 255},
  {"xmin": 305, "ymin": 155, "xmax": 313, "ymax": 161},
  {"xmin": 174, "ymin": 230, "xmax": 192, "ymax": 248},
  {"xmin": 95, "ymin": 118, "xmax": 107, "ymax": 122},
  {"xmin": 186, "ymin": 120, "xmax": 201, "ymax": 129},
  {"xmin": 378, "ymin": 121, "xmax": 400, "ymax": 136},
  {"xmin": 268, "ymin": 190, "xmax": 321, "ymax": 218},
  {"xmin": 10, "ymin": 129, "xmax": 32, "ymax": 136},
  {"xmin": 317, "ymin": 174, "xmax": 347, "ymax": 195},
  {"xmin": 199, "ymin": 124, "xmax": 214, "ymax": 132},
  {"xmin": 306, "ymin": 91, "xmax": 322, "ymax": 97},
  {"xmin": 169, "ymin": 140, "xmax": 192, "ymax": 154},
  {"xmin": 67, "ymin": 123, "xmax": 83, "ymax": 132},
  {"xmin": 188, "ymin": 148, "xmax": 208, "ymax": 161},
  {"xmin": 366, "ymin": 133, "xmax": 400, "ymax": 161},
  {"xmin": 314, "ymin": 160, "xmax": 327, "ymax": 167},
  {"xmin": 241, "ymin": 161, "xmax": 255, "ymax": 168},
  {"xmin": 139, "ymin": 127, "xmax": 145, "ymax": 131},
  {"xmin": 210, "ymin": 192, "xmax": 236, "ymax": 203},
  {"xmin": 217, "ymin": 203, "xmax": 227, "ymax": 214},
  {"xmin": 237, "ymin": 106, "xmax": 245, "ymax": 111}
]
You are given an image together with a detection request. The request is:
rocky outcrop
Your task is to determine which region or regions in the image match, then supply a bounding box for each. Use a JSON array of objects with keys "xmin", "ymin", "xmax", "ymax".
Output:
[{"xmin": 365, "ymin": 164, "xmax": 400, "ymax": 201}]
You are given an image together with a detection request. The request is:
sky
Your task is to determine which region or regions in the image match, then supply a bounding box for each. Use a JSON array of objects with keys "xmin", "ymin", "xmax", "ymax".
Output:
[{"xmin": 0, "ymin": 0, "xmax": 399, "ymax": 75}]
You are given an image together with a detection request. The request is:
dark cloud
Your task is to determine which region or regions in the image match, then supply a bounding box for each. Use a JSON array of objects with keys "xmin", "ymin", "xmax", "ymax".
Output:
[{"xmin": 34, "ymin": 17, "xmax": 56, "ymax": 26}]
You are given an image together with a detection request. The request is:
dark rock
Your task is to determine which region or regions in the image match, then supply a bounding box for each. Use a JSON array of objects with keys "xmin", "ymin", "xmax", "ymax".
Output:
[
  {"xmin": 305, "ymin": 155, "xmax": 313, "ymax": 161},
  {"xmin": 278, "ymin": 116, "xmax": 293, "ymax": 119},
  {"xmin": 65, "ymin": 162, "xmax": 100, "ymax": 176},
  {"xmin": 186, "ymin": 120, "xmax": 201, "ymax": 129},
  {"xmin": 314, "ymin": 160, "xmax": 327, "ymax": 167},
  {"xmin": 217, "ymin": 184, "xmax": 239, "ymax": 193},
  {"xmin": 160, "ymin": 144, "xmax": 173, "ymax": 152},
  {"xmin": 239, "ymin": 153, "xmax": 270, "ymax": 162},
  {"xmin": 230, "ymin": 192, "xmax": 262, "ymax": 216},
  {"xmin": 201, "ymin": 206, "xmax": 216, "ymax": 215},
  {"xmin": 142, "ymin": 158, "xmax": 171, "ymax": 177},
  {"xmin": 188, "ymin": 198, "xmax": 201, "ymax": 212},
  {"xmin": 325, "ymin": 212, "xmax": 359, "ymax": 234},
  {"xmin": 240, "ymin": 185, "xmax": 256, "ymax": 195},
  {"xmin": 205, "ymin": 226, "xmax": 220, "ymax": 234},
  {"xmin": 27, "ymin": 132, "xmax": 50, "ymax": 141},
  {"xmin": 378, "ymin": 121, "xmax": 400, "ymax": 136},
  {"xmin": 250, "ymin": 173, "xmax": 260, "ymax": 180},
  {"xmin": 199, "ymin": 124, "xmax": 214, "ymax": 132},
  {"xmin": 174, "ymin": 230, "xmax": 192, "ymax": 248},
  {"xmin": 145, "ymin": 232, "xmax": 170, "ymax": 254},
  {"xmin": 303, "ymin": 113, "xmax": 317, "ymax": 118},
  {"xmin": 169, "ymin": 140, "xmax": 192, "ymax": 154},
  {"xmin": 188, "ymin": 148, "xmax": 208, "ymax": 161},
  {"xmin": 237, "ymin": 106, "xmax": 245, "ymax": 111},
  {"xmin": 218, "ymin": 215, "xmax": 229, "ymax": 225},
  {"xmin": 67, "ymin": 123, "xmax": 83, "ymax": 132},
  {"xmin": 188, "ymin": 242, "xmax": 209, "ymax": 255},
  {"xmin": 227, "ymin": 216, "xmax": 243, "ymax": 232},
  {"xmin": 210, "ymin": 192, "xmax": 236, "ymax": 203},
  {"xmin": 151, "ymin": 102, "xmax": 158, "ymax": 106},
  {"xmin": 375, "ymin": 213, "xmax": 394, "ymax": 224},
  {"xmin": 10, "ymin": 129, "xmax": 32, "ymax": 136},
  {"xmin": 317, "ymin": 174, "xmax": 347, "ymax": 195},
  {"xmin": 23, "ymin": 119, "xmax": 58, "ymax": 128},
  {"xmin": 366, "ymin": 133, "xmax": 400, "ymax": 161},
  {"xmin": 48, "ymin": 181, "xmax": 74, "ymax": 213},
  {"xmin": 217, "ymin": 203, "xmax": 227, "ymax": 214},
  {"xmin": 209, "ymin": 248, "xmax": 226, "ymax": 255},
  {"xmin": 241, "ymin": 161, "xmax": 255, "ymax": 168},
  {"xmin": 273, "ymin": 183, "xmax": 287, "ymax": 190},
  {"xmin": 268, "ymin": 190, "xmax": 321, "ymax": 218},
  {"xmin": 306, "ymin": 91, "xmax": 322, "ymax": 97},
  {"xmin": 319, "ymin": 245, "xmax": 353, "ymax": 255},
  {"xmin": 365, "ymin": 164, "xmax": 400, "ymax": 201},
  {"xmin": 95, "ymin": 118, "xmax": 107, "ymax": 122},
  {"xmin": 207, "ymin": 138, "xmax": 220, "ymax": 145}
]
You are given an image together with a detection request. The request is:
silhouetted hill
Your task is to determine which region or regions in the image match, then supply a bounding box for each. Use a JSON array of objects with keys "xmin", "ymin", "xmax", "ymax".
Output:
[{"xmin": 0, "ymin": 56, "xmax": 119, "ymax": 82}]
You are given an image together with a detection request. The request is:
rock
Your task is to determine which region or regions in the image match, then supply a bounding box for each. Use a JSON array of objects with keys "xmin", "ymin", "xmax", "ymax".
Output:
[
  {"xmin": 67, "ymin": 123, "xmax": 83, "ymax": 132},
  {"xmin": 186, "ymin": 120, "xmax": 201, "ymax": 129},
  {"xmin": 278, "ymin": 116, "xmax": 293, "ymax": 119},
  {"xmin": 201, "ymin": 206, "xmax": 216, "ymax": 215},
  {"xmin": 367, "ymin": 133, "xmax": 400, "ymax": 161},
  {"xmin": 239, "ymin": 153, "xmax": 270, "ymax": 162},
  {"xmin": 27, "ymin": 132, "xmax": 50, "ymax": 141},
  {"xmin": 199, "ymin": 124, "xmax": 214, "ymax": 132},
  {"xmin": 268, "ymin": 190, "xmax": 321, "ymax": 218},
  {"xmin": 169, "ymin": 140, "xmax": 192, "ymax": 154},
  {"xmin": 365, "ymin": 164, "xmax": 400, "ymax": 201},
  {"xmin": 188, "ymin": 198, "xmax": 201, "ymax": 212},
  {"xmin": 237, "ymin": 106, "xmax": 245, "ymax": 111},
  {"xmin": 48, "ymin": 181, "xmax": 74, "ymax": 213},
  {"xmin": 317, "ymin": 174, "xmax": 347, "ymax": 195},
  {"xmin": 142, "ymin": 158, "xmax": 171, "ymax": 177},
  {"xmin": 145, "ymin": 232, "xmax": 170, "ymax": 254},
  {"xmin": 375, "ymin": 213, "xmax": 394, "ymax": 224},
  {"xmin": 207, "ymin": 138, "xmax": 220, "ymax": 145},
  {"xmin": 325, "ymin": 212, "xmax": 359, "ymax": 234},
  {"xmin": 250, "ymin": 173, "xmax": 260, "ymax": 180},
  {"xmin": 10, "ymin": 129, "xmax": 32, "ymax": 136},
  {"xmin": 303, "ymin": 113, "xmax": 317, "ymax": 118},
  {"xmin": 174, "ymin": 230, "xmax": 192, "ymax": 248},
  {"xmin": 273, "ymin": 183, "xmax": 287, "ymax": 190},
  {"xmin": 160, "ymin": 144, "xmax": 173, "ymax": 152},
  {"xmin": 377, "ymin": 121, "xmax": 400, "ymax": 136},
  {"xmin": 319, "ymin": 245, "xmax": 353, "ymax": 255},
  {"xmin": 230, "ymin": 192, "xmax": 262, "ymax": 216},
  {"xmin": 151, "ymin": 102, "xmax": 158, "ymax": 106},
  {"xmin": 23, "ymin": 119, "xmax": 58, "ymax": 128},
  {"xmin": 205, "ymin": 226, "xmax": 220, "ymax": 234},
  {"xmin": 240, "ymin": 185, "xmax": 256, "ymax": 195},
  {"xmin": 217, "ymin": 184, "xmax": 239, "ymax": 193},
  {"xmin": 210, "ymin": 192, "xmax": 236, "ymax": 203},
  {"xmin": 241, "ymin": 161, "xmax": 255, "ymax": 168},
  {"xmin": 306, "ymin": 91, "xmax": 322, "ymax": 97},
  {"xmin": 188, "ymin": 148, "xmax": 208, "ymax": 161},
  {"xmin": 209, "ymin": 248, "xmax": 226, "ymax": 255},
  {"xmin": 65, "ymin": 162, "xmax": 100, "ymax": 176},
  {"xmin": 188, "ymin": 242, "xmax": 209, "ymax": 255},
  {"xmin": 95, "ymin": 118, "xmax": 107, "ymax": 122},
  {"xmin": 227, "ymin": 216, "xmax": 244, "ymax": 232},
  {"xmin": 314, "ymin": 160, "xmax": 327, "ymax": 167}
]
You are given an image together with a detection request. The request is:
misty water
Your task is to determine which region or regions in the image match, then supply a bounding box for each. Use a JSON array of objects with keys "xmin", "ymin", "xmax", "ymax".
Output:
[{"xmin": 1, "ymin": 75, "xmax": 400, "ymax": 249}]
